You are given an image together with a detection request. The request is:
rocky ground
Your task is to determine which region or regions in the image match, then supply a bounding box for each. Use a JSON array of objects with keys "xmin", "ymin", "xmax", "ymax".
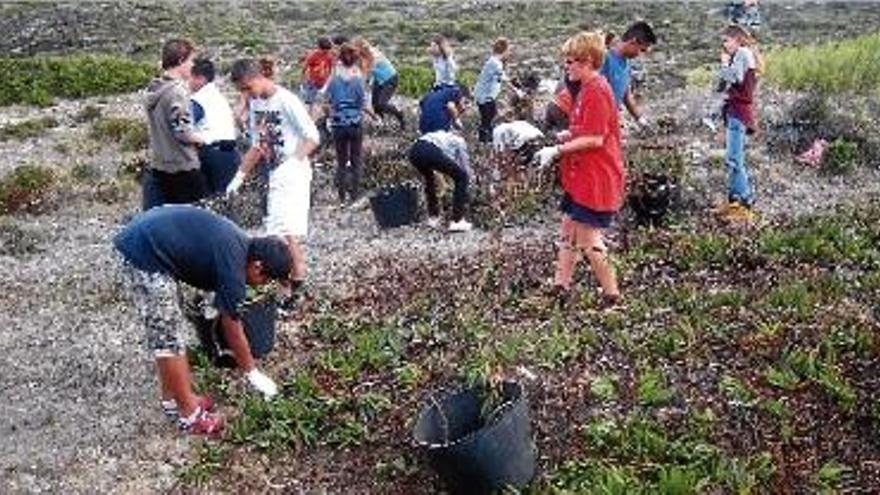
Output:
[{"xmin": 1, "ymin": 1, "xmax": 880, "ymax": 494}]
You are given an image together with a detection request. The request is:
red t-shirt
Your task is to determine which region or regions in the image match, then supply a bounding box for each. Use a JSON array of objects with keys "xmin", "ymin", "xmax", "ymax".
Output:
[
  {"xmin": 561, "ymin": 75, "xmax": 625, "ymax": 212},
  {"xmin": 302, "ymin": 49, "xmax": 334, "ymax": 87}
]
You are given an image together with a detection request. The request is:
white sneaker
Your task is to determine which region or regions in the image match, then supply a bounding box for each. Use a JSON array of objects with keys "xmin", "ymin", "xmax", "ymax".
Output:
[
  {"xmin": 426, "ymin": 216, "xmax": 442, "ymax": 228},
  {"xmin": 246, "ymin": 369, "xmax": 279, "ymax": 399},
  {"xmin": 448, "ymin": 219, "xmax": 473, "ymax": 232}
]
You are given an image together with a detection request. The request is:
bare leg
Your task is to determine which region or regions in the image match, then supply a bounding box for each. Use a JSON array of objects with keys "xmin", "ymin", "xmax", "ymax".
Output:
[
  {"xmin": 553, "ymin": 216, "xmax": 581, "ymax": 289},
  {"xmin": 156, "ymin": 355, "xmax": 198, "ymax": 416},
  {"xmin": 580, "ymin": 225, "xmax": 620, "ymax": 297},
  {"xmin": 284, "ymin": 234, "xmax": 307, "ymax": 282}
]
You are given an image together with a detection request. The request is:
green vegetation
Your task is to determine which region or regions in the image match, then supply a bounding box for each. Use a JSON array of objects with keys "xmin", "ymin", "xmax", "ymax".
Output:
[
  {"xmin": 547, "ymin": 414, "xmax": 775, "ymax": 493},
  {"xmin": 822, "ymin": 138, "xmax": 860, "ymax": 175},
  {"xmin": 396, "ymin": 64, "xmax": 478, "ymax": 98},
  {"xmin": 0, "ymin": 55, "xmax": 155, "ymax": 107},
  {"xmin": 765, "ymin": 33, "xmax": 880, "ymax": 93},
  {"xmin": 0, "ymin": 116, "xmax": 59, "ymax": 141},
  {"xmin": 90, "ymin": 116, "xmax": 149, "ymax": 151},
  {"xmin": 0, "ymin": 164, "xmax": 56, "ymax": 214}
]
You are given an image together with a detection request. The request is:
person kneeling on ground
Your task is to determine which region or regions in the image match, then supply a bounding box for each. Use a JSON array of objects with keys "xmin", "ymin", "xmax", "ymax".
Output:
[
  {"xmin": 114, "ymin": 205, "xmax": 292, "ymax": 436},
  {"xmin": 533, "ymin": 31, "xmax": 625, "ymax": 309},
  {"xmin": 408, "ymin": 129, "xmax": 473, "ymax": 233}
]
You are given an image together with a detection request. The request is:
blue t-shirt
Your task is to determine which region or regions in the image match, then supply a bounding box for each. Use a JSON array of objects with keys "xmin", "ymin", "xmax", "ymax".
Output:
[
  {"xmin": 326, "ymin": 74, "xmax": 365, "ymax": 128},
  {"xmin": 418, "ymin": 85, "xmax": 462, "ymax": 134},
  {"xmin": 113, "ymin": 205, "xmax": 250, "ymax": 317},
  {"xmin": 599, "ymin": 50, "xmax": 631, "ymax": 108},
  {"xmin": 371, "ymin": 59, "xmax": 397, "ymax": 86}
]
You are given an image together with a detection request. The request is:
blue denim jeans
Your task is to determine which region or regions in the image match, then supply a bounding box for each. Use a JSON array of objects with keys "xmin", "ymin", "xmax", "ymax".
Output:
[{"xmin": 725, "ymin": 116, "xmax": 753, "ymax": 205}]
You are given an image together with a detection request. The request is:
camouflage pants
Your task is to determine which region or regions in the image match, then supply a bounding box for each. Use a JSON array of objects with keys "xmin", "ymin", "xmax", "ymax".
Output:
[{"xmin": 119, "ymin": 258, "xmax": 188, "ymax": 358}]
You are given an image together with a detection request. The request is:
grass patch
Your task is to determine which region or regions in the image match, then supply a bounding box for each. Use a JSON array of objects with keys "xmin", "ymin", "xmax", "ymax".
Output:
[
  {"xmin": 821, "ymin": 138, "xmax": 861, "ymax": 175},
  {"xmin": 548, "ymin": 414, "xmax": 775, "ymax": 493},
  {"xmin": 765, "ymin": 33, "xmax": 880, "ymax": 93},
  {"xmin": 91, "ymin": 116, "xmax": 149, "ymax": 151},
  {"xmin": 0, "ymin": 116, "xmax": 59, "ymax": 141},
  {"xmin": 0, "ymin": 55, "xmax": 155, "ymax": 107},
  {"xmin": 0, "ymin": 164, "xmax": 57, "ymax": 214}
]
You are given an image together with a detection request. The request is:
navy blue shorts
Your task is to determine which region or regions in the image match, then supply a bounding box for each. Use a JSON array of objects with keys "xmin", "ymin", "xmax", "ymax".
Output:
[{"xmin": 560, "ymin": 194, "xmax": 614, "ymax": 229}]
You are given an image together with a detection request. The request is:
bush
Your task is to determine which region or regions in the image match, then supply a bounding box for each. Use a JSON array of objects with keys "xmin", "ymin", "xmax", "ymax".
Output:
[
  {"xmin": 765, "ymin": 34, "xmax": 880, "ymax": 93},
  {"xmin": 822, "ymin": 139, "xmax": 860, "ymax": 175},
  {"xmin": 396, "ymin": 64, "xmax": 478, "ymax": 99},
  {"xmin": 0, "ymin": 116, "xmax": 59, "ymax": 141},
  {"xmin": 0, "ymin": 55, "xmax": 155, "ymax": 107},
  {"xmin": 91, "ymin": 116, "xmax": 149, "ymax": 151},
  {"xmin": 0, "ymin": 164, "xmax": 57, "ymax": 214}
]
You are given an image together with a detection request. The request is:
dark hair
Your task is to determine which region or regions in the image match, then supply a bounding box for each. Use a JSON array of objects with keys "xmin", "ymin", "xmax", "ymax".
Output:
[
  {"xmin": 433, "ymin": 35, "xmax": 451, "ymax": 59},
  {"xmin": 332, "ymin": 34, "xmax": 350, "ymax": 46},
  {"xmin": 230, "ymin": 57, "xmax": 275, "ymax": 85},
  {"xmin": 337, "ymin": 44, "xmax": 358, "ymax": 67},
  {"xmin": 248, "ymin": 237, "xmax": 292, "ymax": 281},
  {"xmin": 317, "ymin": 36, "xmax": 333, "ymax": 50},
  {"xmin": 622, "ymin": 21, "xmax": 657, "ymax": 45},
  {"xmin": 161, "ymin": 38, "xmax": 195, "ymax": 70},
  {"xmin": 191, "ymin": 58, "xmax": 215, "ymax": 82},
  {"xmin": 492, "ymin": 37, "xmax": 510, "ymax": 55}
]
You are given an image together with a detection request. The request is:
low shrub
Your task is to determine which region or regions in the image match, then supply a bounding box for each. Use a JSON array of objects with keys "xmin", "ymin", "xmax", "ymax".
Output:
[
  {"xmin": 0, "ymin": 116, "xmax": 59, "ymax": 141},
  {"xmin": 0, "ymin": 55, "xmax": 155, "ymax": 107},
  {"xmin": 0, "ymin": 164, "xmax": 57, "ymax": 214},
  {"xmin": 765, "ymin": 33, "xmax": 880, "ymax": 93},
  {"xmin": 822, "ymin": 138, "xmax": 860, "ymax": 175},
  {"xmin": 397, "ymin": 64, "xmax": 478, "ymax": 99},
  {"xmin": 91, "ymin": 116, "xmax": 149, "ymax": 151}
]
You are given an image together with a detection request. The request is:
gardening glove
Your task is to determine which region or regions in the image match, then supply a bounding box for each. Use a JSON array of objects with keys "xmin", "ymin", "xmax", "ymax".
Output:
[
  {"xmin": 225, "ymin": 171, "xmax": 246, "ymax": 196},
  {"xmin": 533, "ymin": 145, "xmax": 561, "ymax": 169},
  {"xmin": 452, "ymin": 118, "xmax": 464, "ymax": 131},
  {"xmin": 636, "ymin": 114, "xmax": 650, "ymax": 129},
  {"xmin": 246, "ymin": 368, "xmax": 279, "ymax": 398},
  {"xmin": 512, "ymin": 87, "xmax": 526, "ymax": 99}
]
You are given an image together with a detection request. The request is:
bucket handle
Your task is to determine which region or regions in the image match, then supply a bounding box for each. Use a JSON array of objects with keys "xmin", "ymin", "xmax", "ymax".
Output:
[{"xmin": 428, "ymin": 393, "xmax": 452, "ymax": 445}]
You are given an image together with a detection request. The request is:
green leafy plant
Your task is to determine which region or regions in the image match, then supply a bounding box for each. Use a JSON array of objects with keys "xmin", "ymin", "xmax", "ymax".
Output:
[
  {"xmin": 0, "ymin": 116, "xmax": 59, "ymax": 141},
  {"xmin": 0, "ymin": 164, "xmax": 57, "ymax": 214},
  {"xmin": 637, "ymin": 368, "xmax": 675, "ymax": 407},
  {"xmin": 91, "ymin": 116, "xmax": 149, "ymax": 151},
  {"xmin": 0, "ymin": 55, "xmax": 155, "ymax": 107},
  {"xmin": 822, "ymin": 138, "xmax": 860, "ymax": 175}
]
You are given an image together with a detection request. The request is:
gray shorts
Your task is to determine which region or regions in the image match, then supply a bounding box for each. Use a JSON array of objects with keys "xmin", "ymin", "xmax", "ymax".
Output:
[{"xmin": 119, "ymin": 257, "xmax": 188, "ymax": 358}]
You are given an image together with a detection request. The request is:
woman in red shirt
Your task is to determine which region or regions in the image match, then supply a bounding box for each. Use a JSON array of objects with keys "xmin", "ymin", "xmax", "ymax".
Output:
[{"xmin": 534, "ymin": 31, "xmax": 625, "ymax": 307}]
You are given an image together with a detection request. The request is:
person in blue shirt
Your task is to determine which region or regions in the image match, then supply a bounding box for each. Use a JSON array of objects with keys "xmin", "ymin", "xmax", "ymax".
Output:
[
  {"xmin": 599, "ymin": 21, "xmax": 657, "ymax": 126},
  {"xmin": 325, "ymin": 43, "xmax": 375, "ymax": 204},
  {"xmin": 418, "ymin": 83, "xmax": 470, "ymax": 135},
  {"xmin": 114, "ymin": 205, "xmax": 293, "ymax": 435}
]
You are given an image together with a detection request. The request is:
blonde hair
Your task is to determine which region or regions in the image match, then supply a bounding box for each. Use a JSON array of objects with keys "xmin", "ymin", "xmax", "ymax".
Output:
[
  {"xmin": 561, "ymin": 31, "xmax": 606, "ymax": 70},
  {"xmin": 352, "ymin": 37, "xmax": 376, "ymax": 73},
  {"xmin": 723, "ymin": 24, "xmax": 764, "ymax": 75}
]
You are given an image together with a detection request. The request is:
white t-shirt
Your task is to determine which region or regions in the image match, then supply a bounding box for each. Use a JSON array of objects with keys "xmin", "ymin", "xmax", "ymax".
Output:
[
  {"xmin": 492, "ymin": 120, "xmax": 544, "ymax": 152},
  {"xmin": 248, "ymin": 86, "xmax": 320, "ymax": 167},
  {"xmin": 190, "ymin": 82, "xmax": 237, "ymax": 144}
]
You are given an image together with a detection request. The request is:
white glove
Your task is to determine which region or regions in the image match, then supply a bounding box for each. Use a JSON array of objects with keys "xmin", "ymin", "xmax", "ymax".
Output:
[
  {"xmin": 636, "ymin": 115, "xmax": 650, "ymax": 129},
  {"xmin": 225, "ymin": 171, "xmax": 246, "ymax": 196},
  {"xmin": 533, "ymin": 145, "xmax": 561, "ymax": 169},
  {"xmin": 513, "ymin": 88, "xmax": 526, "ymax": 99},
  {"xmin": 246, "ymin": 368, "xmax": 278, "ymax": 398},
  {"xmin": 452, "ymin": 118, "xmax": 464, "ymax": 130}
]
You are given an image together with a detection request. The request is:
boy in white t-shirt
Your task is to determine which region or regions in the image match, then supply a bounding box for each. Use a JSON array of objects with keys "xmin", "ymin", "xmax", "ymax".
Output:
[{"xmin": 227, "ymin": 57, "xmax": 320, "ymax": 289}]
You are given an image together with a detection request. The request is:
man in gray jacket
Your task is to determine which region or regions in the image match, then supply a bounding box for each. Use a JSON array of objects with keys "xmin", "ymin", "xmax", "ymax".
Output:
[{"xmin": 142, "ymin": 38, "xmax": 208, "ymax": 210}]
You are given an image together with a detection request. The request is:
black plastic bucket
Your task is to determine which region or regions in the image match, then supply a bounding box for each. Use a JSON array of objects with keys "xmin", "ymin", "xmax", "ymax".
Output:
[
  {"xmin": 627, "ymin": 172, "xmax": 679, "ymax": 226},
  {"xmin": 369, "ymin": 183, "xmax": 420, "ymax": 228},
  {"xmin": 185, "ymin": 297, "xmax": 277, "ymax": 368},
  {"xmin": 413, "ymin": 381, "xmax": 536, "ymax": 494}
]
